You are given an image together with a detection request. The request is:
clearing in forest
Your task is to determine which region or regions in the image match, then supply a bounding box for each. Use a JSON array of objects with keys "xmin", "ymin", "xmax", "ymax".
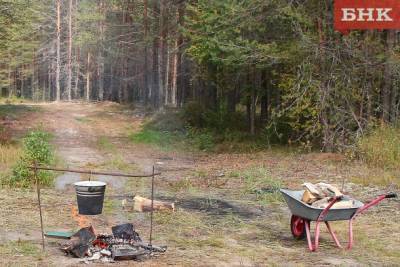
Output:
[{"xmin": 0, "ymin": 102, "xmax": 399, "ymax": 266}]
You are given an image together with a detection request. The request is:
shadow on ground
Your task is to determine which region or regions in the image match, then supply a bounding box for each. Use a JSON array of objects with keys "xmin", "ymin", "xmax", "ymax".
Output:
[{"xmin": 159, "ymin": 196, "xmax": 264, "ymax": 218}]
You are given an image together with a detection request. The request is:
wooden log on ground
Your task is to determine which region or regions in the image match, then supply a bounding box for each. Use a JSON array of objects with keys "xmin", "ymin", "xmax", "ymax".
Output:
[{"xmin": 133, "ymin": 195, "xmax": 175, "ymax": 212}]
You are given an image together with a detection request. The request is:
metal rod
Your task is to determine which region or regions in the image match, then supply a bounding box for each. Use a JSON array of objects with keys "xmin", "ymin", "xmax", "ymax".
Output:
[
  {"xmin": 149, "ymin": 165, "xmax": 155, "ymax": 247},
  {"xmin": 35, "ymin": 162, "xmax": 45, "ymax": 251},
  {"xmin": 28, "ymin": 166, "xmax": 161, "ymax": 178}
]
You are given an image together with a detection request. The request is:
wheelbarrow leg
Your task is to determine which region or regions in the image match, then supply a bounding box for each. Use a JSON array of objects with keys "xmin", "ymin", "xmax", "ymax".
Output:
[
  {"xmin": 313, "ymin": 196, "xmax": 340, "ymax": 252},
  {"xmin": 325, "ymin": 222, "xmax": 342, "ymax": 248},
  {"xmin": 348, "ymin": 219, "xmax": 354, "ymax": 250},
  {"xmin": 304, "ymin": 220, "xmax": 314, "ymax": 251},
  {"xmin": 314, "ymin": 220, "xmax": 321, "ymax": 251}
]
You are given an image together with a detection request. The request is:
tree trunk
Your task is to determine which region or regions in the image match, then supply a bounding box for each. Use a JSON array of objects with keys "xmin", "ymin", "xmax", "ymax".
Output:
[
  {"xmin": 143, "ymin": 0, "xmax": 149, "ymax": 105},
  {"xmin": 123, "ymin": 58, "xmax": 128, "ymax": 103},
  {"xmin": 382, "ymin": 30, "xmax": 394, "ymax": 122},
  {"xmin": 56, "ymin": 0, "xmax": 61, "ymax": 101},
  {"xmin": 32, "ymin": 51, "xmax": 37, "ymax": 101},
  {"xmin": 67, "ymin": 0, "xmax": 73, "ymax": 101},
  {"xmin": 74, "ymin": 46, "xmax": 80, "ymax": 98},
  {"xmin": 97, "ymin": 0, "xmax": 105, "ymax": 101},
  {"xmin": 8, "ymin": 54, "xmax": 13, "ymax": 97},
  {"xmin": 165, "ymin": 43, "xmax": 170, "ymax": 105},
  {"xmin": 227, "ymin": 86, "xmax": 237, "ymax": 114},
  {"xmin": 158, "ymin": 0, "xmax": 167, "ymax": 107},
  {"xmin": 207, "ymin": 62, "xmax": 217, "ymax": 110},
  {"xmin": 176, "ymin": 2, "xmax": 184, "ymax": 107},
  {"xmin": 260, "ymin": 71, "xmax": 269, "ymax": 124},
  {"xmin": 20, "ymin": 68, "xmax": 24, "ymax": 98},
  {"xmin": 86, "ymin": 51, "xmax": 91, "ymax": 101},
  {"xmin": 171, "ymin": 39, "xmax": 178, "ymax": 107},
  {"xmin": 250, "ymin": 88, "xmax": 256, "ymax": 135},
  {"xmin": 152, "ymin": 0, "xmax": 160, "ymax": 107}
]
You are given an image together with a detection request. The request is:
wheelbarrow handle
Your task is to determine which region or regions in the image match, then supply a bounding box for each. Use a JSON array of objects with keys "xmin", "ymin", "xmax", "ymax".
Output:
[
  {"xmin": 348, "ymin": 192, "xmax": 396, "ymax": 250},
  {"xmin": 385, "ymin": 193, "xmax": 397, "ymax": 199},
  {"xmin": 353, "ymin": 192, "xmax": 396, "ymax": 219}
]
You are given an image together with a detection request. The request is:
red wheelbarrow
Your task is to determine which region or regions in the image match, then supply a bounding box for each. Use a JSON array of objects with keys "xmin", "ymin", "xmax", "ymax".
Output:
[{"xmin": 280, "ymin": 189, "xmax": 397, "ymax": 251}]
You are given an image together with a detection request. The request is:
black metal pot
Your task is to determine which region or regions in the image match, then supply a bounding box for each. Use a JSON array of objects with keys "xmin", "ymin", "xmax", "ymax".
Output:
[{"xmin": 74, "ymin": 181, "xmax": 106, "ymax": 215}]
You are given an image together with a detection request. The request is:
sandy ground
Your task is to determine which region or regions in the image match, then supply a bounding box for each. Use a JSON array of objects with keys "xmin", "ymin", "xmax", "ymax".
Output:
[{"xmin": 0, "ymin": 102, "xmax": 399, "ymax": 267}]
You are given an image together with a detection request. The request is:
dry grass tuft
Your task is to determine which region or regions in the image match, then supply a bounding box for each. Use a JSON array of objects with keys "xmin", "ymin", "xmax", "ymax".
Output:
[{"xmin": 0, "ymin": 144, "xmax": 22, "ymax": 167}]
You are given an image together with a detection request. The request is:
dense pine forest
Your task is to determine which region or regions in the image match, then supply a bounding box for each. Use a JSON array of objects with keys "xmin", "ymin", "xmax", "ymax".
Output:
[{"xmin": 1, "ymin": 0, "xmax": 399, "ymax": 151}]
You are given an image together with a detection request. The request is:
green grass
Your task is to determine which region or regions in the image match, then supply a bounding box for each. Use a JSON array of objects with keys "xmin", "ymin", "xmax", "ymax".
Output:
[
  {"xmin": 237, "ymin": 167, "xmax": 283, "ymax": 205},
  {"xmin": 0, "ymin": 240, "xmax": 43, "ymax": 258},
  {"xmin": 96, "ymin": 136, "xmax": 116, "ymax": 152},
  {"xmin": 129, "ymin": 128, "xmax": 182, "ymax": 150}
]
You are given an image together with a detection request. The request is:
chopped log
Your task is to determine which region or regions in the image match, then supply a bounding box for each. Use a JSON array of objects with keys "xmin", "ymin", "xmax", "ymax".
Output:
[
  {"xmin": 301, "ymin": 189, "xmax": 318, "ymax": 204},
  {"xmin": 133, "ymin": 195, "xmax": 174, "ymax": 212}
]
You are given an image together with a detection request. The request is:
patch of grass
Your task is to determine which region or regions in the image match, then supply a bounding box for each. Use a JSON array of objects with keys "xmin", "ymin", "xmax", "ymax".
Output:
[
  {"xmin": 0, "ymin": 144, "xmax": 22, "ymax": 187},
  {"xmin": 168, "ymin": 177, "xmax": 196, "ymax": 193},
  {"xmin": 167, "ymin": 170, "xmax": 228, "ymax": 193},
  {"xmin": 129, "ymin": 128, "xmax": 181, "ymax": 150},
  {"xmin": 0, "ymin": 240, "xmax": 43, "ymax": 258},
  {"xmin": 85, "ymin": 155, "xmax": 137, "ymax": 173},
  {"xmin": 0, "ymin": 144, "xmax": 22, "ymax": 167},
  {"xmin": 152, "ymin": 210, "xmax": 227, "ymax": 248},
  {"xmin": 75, "ymin": 116, "xmax": 92, "ymax": 123},
  {"xmin": 355, "ymin": 125, "xmax": 400, "ymax": 170},
  {"xmin": 107, "ymin": 155, "xmax": 135, "ymax": 172},
  {"xmin": 96, "ymin": 136, "xmax": 116, "ymax": 152},
  {"xmin": 103, "ymin": 198, "xmax": 117, "ymax": 214},
  {"xmin": 351, "ymin": 171, "xmax": 400, "ymax": 187},
  {"xmin": 0, "ymin": 104, "xmax": 39, "ymax": 119},
  {"xmin": 237, "ymin": 167, "xmax": 283, "ymax": 204}
]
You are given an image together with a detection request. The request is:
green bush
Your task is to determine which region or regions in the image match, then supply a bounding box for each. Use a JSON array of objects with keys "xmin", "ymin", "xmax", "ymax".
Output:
[
  {"xmin": 355, "ymin": 125, "xmax": 400, "ymax": 169},
  {"xmin": 146, "ymin": 110, "xmax": 185, "ymax": 133},
  {"xmin": 182, "ymin": 101, "xmax": 247, "ymax": 132},
  {"xmin": 187, "ymin": 127, "xmax": 215, "ymax": 151},
  {"xmin": 7, "ymin": 131, "xmax": 54, "ymax": 187}
]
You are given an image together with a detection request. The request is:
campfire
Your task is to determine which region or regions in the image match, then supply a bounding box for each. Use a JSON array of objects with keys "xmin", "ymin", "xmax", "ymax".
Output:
[{"xmin": 60, "ymin": 223, "xmax": 166, "ymax": 262}]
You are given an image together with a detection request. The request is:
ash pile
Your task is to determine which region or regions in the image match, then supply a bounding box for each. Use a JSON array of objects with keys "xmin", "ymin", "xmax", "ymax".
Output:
[{"xmin": 61, "ymin": 223, "xmax": 166, "ymax": 263}]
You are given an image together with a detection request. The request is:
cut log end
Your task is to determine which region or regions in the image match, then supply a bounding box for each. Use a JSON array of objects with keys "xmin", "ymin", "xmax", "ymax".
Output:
[{"xmin": 133, "ymin": 195, "xmax": 175, "ymax": 212}]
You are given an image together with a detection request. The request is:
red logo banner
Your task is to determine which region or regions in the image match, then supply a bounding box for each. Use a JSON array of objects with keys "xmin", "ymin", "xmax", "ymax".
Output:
[{"xmin": 334, "ymin": 0, "xmax": 400, "ymax": 33}]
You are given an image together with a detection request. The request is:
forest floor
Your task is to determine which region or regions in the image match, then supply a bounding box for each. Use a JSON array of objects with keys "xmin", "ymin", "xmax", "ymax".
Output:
[{"xmin": 0, "ymin": 102, "xmax": 399, "ymax": 267}]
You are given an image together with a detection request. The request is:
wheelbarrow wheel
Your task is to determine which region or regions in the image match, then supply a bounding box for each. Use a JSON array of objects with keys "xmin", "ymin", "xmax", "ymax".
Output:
[{"xmin": 290, "ymin": 215, "xmax": 306, "ymax": 240}]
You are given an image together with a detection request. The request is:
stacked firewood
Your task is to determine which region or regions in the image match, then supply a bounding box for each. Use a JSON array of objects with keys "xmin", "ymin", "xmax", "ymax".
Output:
[{"xmin": 302, "ymin": 182, "xmax": 356, "ymax": 209}]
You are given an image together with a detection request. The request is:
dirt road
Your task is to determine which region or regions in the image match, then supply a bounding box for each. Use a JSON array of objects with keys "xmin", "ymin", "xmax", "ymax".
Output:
[{"xmin": 0, "ymin": 102, "xmax": 399, "ymax": 266}]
